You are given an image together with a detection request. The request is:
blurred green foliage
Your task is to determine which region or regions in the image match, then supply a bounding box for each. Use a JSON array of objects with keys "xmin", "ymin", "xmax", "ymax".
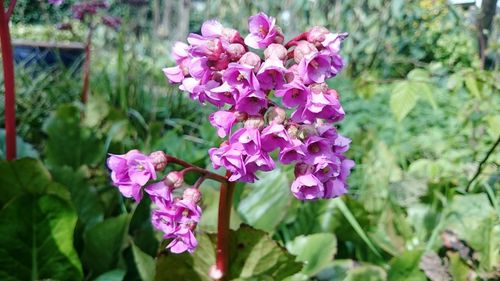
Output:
[{"xmin": 1, "ymin": 0, "xmax": 499, "ymax": 280}]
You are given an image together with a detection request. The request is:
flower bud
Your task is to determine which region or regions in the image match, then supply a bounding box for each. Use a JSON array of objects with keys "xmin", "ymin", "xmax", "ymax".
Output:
[
  {"xmin": 309, "ymin": 82, "xmax": 328, "ymax": 95},
  {"xmin": 239, "ymin": 52, "xmax": 261, "ymax": 71},
  {"xmin": 227, "ymin": 43, "xmax": 246, "ymax": 61},
  {"xmin": 234, "ymin": 111, "xmax": 248, "ymax": 122},
  {"xmin": 149, "ymin": 151, "xmax": 168, "ymax": 171},
  {"xmin": 266, "ymin": 107, "xmax": 286, "ymax": 124},
  {"xmin": 326, "ymin": 88, "xmax": 339, "ymax": 100},
  {"xmin": 274, "ymin": 26, "xmax": 285, "ymax": 44},
  {"xmin": 287, "ymin": 124, "xmax": 299, "ymax": 138},
  {"xmin": 293, "ymin": 40, "xmax": 318, "ymax": 63},
  {"xmin": 294, "ymin": 162, "xmax": 314, "ymax": 177},
  {"xmin": 222, "ymin": 27, "xmax": 244, "ymax": 44},
  {"xmin": 264, "ymin": 43, "xmax": 287, "ymax": 61},
  {"xmin": 244, "ymin": 116, "xmax": 265, "ymax": 129},
  {"xmin": 183, "ymin": 187, "xmax": 202, "ymax": 203},
  {"xmin": 307, "ymin": 26, "xmax": 329, "ymax": 46},
  {"xmin": 298, "ymin": 124, "xmax": 317, "ymax": 139},
  {"xmin": 164, "ymin": 171, "xmax": 184, "ymax": 188}
]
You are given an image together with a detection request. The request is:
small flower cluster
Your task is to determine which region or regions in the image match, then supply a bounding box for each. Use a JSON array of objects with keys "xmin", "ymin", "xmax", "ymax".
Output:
[
  {"xmin": 164, "ymin": 12, "xmax": 354, "ymax": 200},
  {"xmin": 48, "ymin": 0, "xmax": 121, "ymax": 30},
  {"xmin": 107, "ymin": 150, "xmax": 202, "ymax": 253}
]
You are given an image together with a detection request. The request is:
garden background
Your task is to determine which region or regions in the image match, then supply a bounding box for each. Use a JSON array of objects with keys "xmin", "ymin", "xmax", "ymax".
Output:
[{"xmin": 0, "ymin": 0, "xmax": 499, "ymax": 280}]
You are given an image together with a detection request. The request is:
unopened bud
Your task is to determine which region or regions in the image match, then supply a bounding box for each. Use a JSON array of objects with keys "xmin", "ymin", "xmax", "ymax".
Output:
[
  {"xmin": 307, "ymin": 26, "xmax": 329, "ymax": 46},
  {"xmin": 264, "ymin": 43, "xmax": 287, "ymax": 61},
  {"xmin": 309, "ymin": 82, "xmax": 328, "ymax": 95},
  {"xmin": 234, "ymin": 111, "xmax": 248, "ymax": 122},
  {"xmin": 294, "ymin": 40, "xmax": 318, "ymax": 63},
  {"xmin": 239, "ymin": 52, "xmax": 261, "ymax": 71},
  {"xmin": 227, "ymin": 43, "xmax": 246, "ymax": 61},
  {"xmin": 267, "ymin": 107, "xmax": 286, "ymax": 124},
  {"xmin": 183, "ymin": 187, "xmax": 202, "ymax": 203},
  {"xmin": 294, "ymin": 162, "xmax": 314, "ymax": 177},
  {"xmin": 274, "ymin": 26, "xmax": 285, "ymax": 44},
  {"xmin": 298, "ymin": 124, "xmax": 317, "ymax": 139},
  {"xmin": 287, "ymin": 124, "xmax": 299, "ymax": 138},
  {"xmin": 244, "ymin": 116, "xmax": 265, "ymax": 129},
  {"xmin": 326, "ymin": 88, "xmax": 339, "ymax": 99},
  {"xmin": 149, "ymin": 151, "xmax": 168, "ymax": 171},
  {"xmin": 222, "ymin": 27, "xmax": 244, "ymax": 44},
  {"xmin": 164, "ymin": 171, "xmax": 184, "ymax": 188}
]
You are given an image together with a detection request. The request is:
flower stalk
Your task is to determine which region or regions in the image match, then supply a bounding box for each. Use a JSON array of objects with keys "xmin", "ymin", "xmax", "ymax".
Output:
[
  {"xmin": 215, "ymin": 172, "xmax": 235, "ymax": 281},
  {"xmin": 0, "ymin": 0, "xmax": 17, "ymax": 160}
]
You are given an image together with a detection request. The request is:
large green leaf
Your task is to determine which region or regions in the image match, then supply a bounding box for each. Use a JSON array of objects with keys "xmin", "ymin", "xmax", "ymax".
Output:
[
  {"xmin": 286, "ymin": 233, "xmax": 337, "ymax": 276},
  {"xmin": 132, "ymin": 242, "xmax": 156, "ymax": 281},
  {"xmin": 344, "ymin": 265, "xmax": 387, "ymax": 281},
  {"xmin": 155, "ymin": 225, "xmax": 302, "ymax": 281},
  {"xmin": 0, "ymin": 158, "xmax": 69, "ymax": 207},
  {"xmin": 43, "ymin": 104, "xmax": 104, "ymax": 169},
  {"xmin": 390, "ymin": 81, "xmax": 418, "ymax": 122},
  {"xmin": 0, "ymin": 194, "xmax": 83, "ymax": 281},
  {"xmin": 444, "ymin": 194, "xmax": 498, "ymax": 271},
  {"xmin": 82, "ymin": 214, "xmax": 129, "ymax": 277},
  {"xmin": 387, "ymin": 250, "xmax": 426, "ymax": 281},
  {"xmin": 51, "ymin": 166, "xmax": 104, "ymax": 231},
  {"xmin": 237, "ymin": 168, "xmax": 292, "ymax": 232}
]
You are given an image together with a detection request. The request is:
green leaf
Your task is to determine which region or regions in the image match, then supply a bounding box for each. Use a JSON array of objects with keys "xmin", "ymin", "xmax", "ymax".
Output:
[
  {"xmin": 0, "ymin": 129, "xmax": 39, "ymax": 160},
  {"xmin": 464, "ymin": 75, "xmax": 480, "ymax": 98},
  {"xmin": 286, "ymin": 233, "xmax": 337, "ymax": 276},
  {"xmin": 335, "ymin": 199, "xmax": 382, "ymax": 257},
  {"xmin": 0, "ymin": 194, "xmax": 83, "ymax": 281},
  {"xmin": 51, "ymin": 166, "xmax": 104, "ymax": 231},
  {"xmin": 155, "ymin": 225, "xmax": 302, "ymax": 281},
  {"xmin": 82, "ymin": 214, "xmax": 129, "ymax": 277},
  {"xmin": 445, "ymin": 194, "xmax": 498, "ymax": 271},
  {"xmin": 132, "ymin": 242, "xmax": 156, "ymax": 281},
  {"xmin": 43, "ymin": 104, "xmax": 104, "ymax": 169},
  {"xmin": 390, "ymin": 81, "xmax": 418, "ymax": 122},
  {"xmin": 345, "ymin": 265, "xmax": 386, "ymax": 281},
  {"xmin": 387, "ymin": 250, "xmax": 427, "ymax": 281},
  {"xmin": 0, "ymin": 158, "xmax": 69, "ymax": 207},
  {"xmin": 447, "ymin": 252, "xmax": 472, "ymax": 281},
  {"xmin": 93, "ymin": 269, "xmax": 126, "ymax": 281},
  {"xmin": 238, "ymin": 168, "xmax": 292, "ymax": 232}
]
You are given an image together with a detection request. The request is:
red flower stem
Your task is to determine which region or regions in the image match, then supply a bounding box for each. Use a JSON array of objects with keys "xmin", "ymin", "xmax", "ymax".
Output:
[
  {"xmin": 81, "ymin": 26, "xmax": 93, "ymax": 104},
  {"xmin": 193, "ymin": 175, "xmax": 207, "ymax": 189},
  {"xmin": 166, "ymin": 155, "xmax": 228, "ymax": 184},
  {"xmin": 215, "ymin": 171, "xmax": 235, "ymax": 281},
  {"xmin": 0, "ymin": 0, "xmax": 17, "ymax": 161}
]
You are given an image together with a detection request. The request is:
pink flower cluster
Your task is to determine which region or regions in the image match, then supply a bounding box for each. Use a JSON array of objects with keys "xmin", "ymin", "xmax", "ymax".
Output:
[
  {"xmin": 164, "ymin": 12, "xmax": 354, "ymax": 200},
  {"xmin": 107, "ymin": 151, "xmax": 201, "ymax": 253}
]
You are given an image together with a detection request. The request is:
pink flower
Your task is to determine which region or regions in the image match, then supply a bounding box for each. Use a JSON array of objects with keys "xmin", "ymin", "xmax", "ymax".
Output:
[
  {"xmin": 166, "ymin": 225, "xmax": 198, "ymax": 254},
  {"xmin": 260, "ymin": 124, "xmax": 290, "ymax": 152},
  {"xmin": 209, "ymin": 110, "xmax": 237, "ymax": 138},
  {"xmin": 279, "ymin": 139, "xmax": 306, "ymax": 164},
  {"xmin": 244, "ymin": 12, "xmax": 283, "ymax": 49},
  {"xmin": 256, "ymin": 58, "xmax": 288, "ymax": 90},
  {"xmin": 291, "ymin": 174, "xmax": 324, "ymax": 200},
  {"xmin": 275, "ymin": 81, "xmax": 310, "ymax": 108},
  {"xmin": 145, "ymin": 181, "xmax": 173, "ymax": 209},
  {"xmin": 230, "ymin": 127, "xmax": 261, "ymax": 155},
  {"xmin": 163, "ymin": 66, "xmax": 185, "ymax": 83},
  {"xmin": 235, "ymin": 89, "xmax": 267, "ymax": 115},
  {"xmin": 323, "ymin": 179, "xmax": 347, "ymax": 199},
  {"xmin": 223, "ymin": 62, "xmax": 259, "ymax": 89},
  {"xmin": 298, "ymin": 51, "xmax": 332, "ymax": 84},
  {"xmin": 106, "ymin": 150, "xmax": 156, "ymax": 201}
]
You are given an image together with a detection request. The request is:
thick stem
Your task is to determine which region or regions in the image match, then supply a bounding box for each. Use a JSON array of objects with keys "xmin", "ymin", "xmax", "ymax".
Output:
[
  {"xmin": 0, "ymin": 0, "xmax": 17, "ymax": 160},
  {"xmin": 81, "ymin": 27, "xmax": 92, "ymax": 104},
  {"xmin": 215, "ymin": 171, "xmax": 235, "ymax": 281}
]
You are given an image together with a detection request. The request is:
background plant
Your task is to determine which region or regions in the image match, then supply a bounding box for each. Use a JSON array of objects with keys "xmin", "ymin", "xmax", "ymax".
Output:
[{"xmin": 0, "ymin": 1, "xmax": 499, "ymax": 280}]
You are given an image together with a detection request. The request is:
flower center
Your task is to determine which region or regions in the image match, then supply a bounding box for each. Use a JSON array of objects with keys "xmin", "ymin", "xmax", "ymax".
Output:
[
  {"xmin": 310, "ymin": 59, "xmax": 320, "ymax": 69},
  {"xmin": 291, "ymin": 89, "xmax": 300, "ymax": 98},
  {"xmin": 237, "ymin": 73, "xmax": 245, "ymax": 81},
  {"xmin": 308, "ymin": 143, "xmax": 320, "ymax": 153}
]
